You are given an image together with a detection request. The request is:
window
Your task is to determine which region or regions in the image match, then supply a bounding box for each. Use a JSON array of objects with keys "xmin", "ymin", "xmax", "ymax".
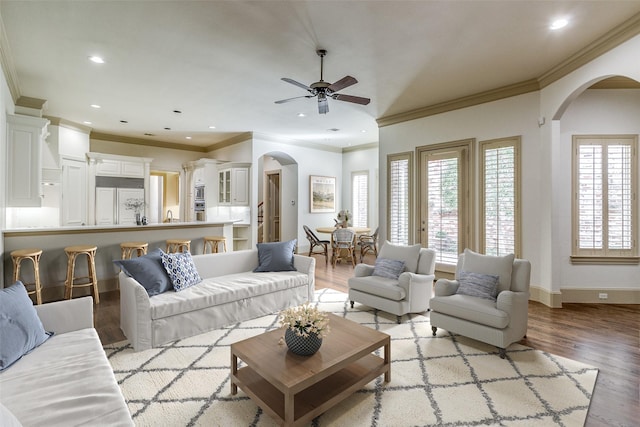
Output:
[
  {"xmin": 572, "ymin": 135, "xmax": 638, "ymax": 263},
  {"xmin": 387, "ymin": 152, "xmax": 413, "ymax": 245},
  {"xmin": 480, "ymin": 137, "xmax": 521, "ymax": 257},
  {"xmin": 351, "ymin": 171, "xmax": 368, "ymax": 227},
  {"xmin": 418, "ymin": 140, "xmax": 473, "ymax": 269}
]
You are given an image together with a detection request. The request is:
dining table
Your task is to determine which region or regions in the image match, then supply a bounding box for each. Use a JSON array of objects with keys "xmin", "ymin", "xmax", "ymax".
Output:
[{"xmin": 316, "ymin": 226, "xmax": 372, "ymax": 265}]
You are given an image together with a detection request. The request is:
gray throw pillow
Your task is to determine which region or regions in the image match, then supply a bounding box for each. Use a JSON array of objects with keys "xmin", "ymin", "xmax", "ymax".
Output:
[
  {"xmin": 113, "ymin": 248, "xmax": 173, "ymax": 296},
  {"xmin": 254, "ymin": 239, "xmax": 297, "ymax": 272},
  {"xmin": 378, "ymin": 241, "xmax": 422, "ymax": 273},
  {"xmin": 372, "ymin": 258, "xmax": 405, "ymax": 279},
  {"xmin": 456, "ymin": 271, "xmax": 500, "ymax": 301},
  {"xmin": 0, "ymin": 282, "xmax": 52, "ymax": 371},
  {"xmin": 462, "ymin": 248, "xmax": 514, "ymax": 293}
]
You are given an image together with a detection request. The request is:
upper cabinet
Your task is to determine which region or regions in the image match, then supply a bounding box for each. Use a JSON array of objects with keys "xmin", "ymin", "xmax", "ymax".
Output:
[
  {"xmin": 218, "ymin": 164, "xmax": 250, "ymax": 206},
  {"xmin": 95, "ymin": 158, "xmax": 145, "ymax": 178},
  {"xmin": 6, "ymin": 114, "xmax": 50, "ymax": 207}
]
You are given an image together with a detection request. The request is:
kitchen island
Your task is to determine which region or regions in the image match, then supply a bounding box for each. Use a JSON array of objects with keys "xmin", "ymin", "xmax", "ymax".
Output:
[{"xmin": 2, "ymin": 220, "xmax": 242, "ymax": 302}]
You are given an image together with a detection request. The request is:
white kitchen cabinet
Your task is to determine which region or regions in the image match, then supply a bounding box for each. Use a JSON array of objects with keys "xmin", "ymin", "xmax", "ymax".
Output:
[
  {"xmin": 218, "ymin": 165, "xmax": 249, "ymax": 205},
  {"xmin": 61, "ymin": 158, "xmax": 87, "ymax": 226},
  {"xmin": 6, "ymin": 114, "xmax": 49, "ymax": 207},
  {"xmin": 95, "ymin": 159, "xmax": 121, "ymax": 176},
  {"xmin": 95, "ymin": 187, "xmax": 116, "ymax": 225},
  {"xmin": 121, "ymin": 161, "xmax": 145, "ymax": 177},
  {"xmin": 95, "ymin": 159, "xmax": 145, "ymax": 177}
]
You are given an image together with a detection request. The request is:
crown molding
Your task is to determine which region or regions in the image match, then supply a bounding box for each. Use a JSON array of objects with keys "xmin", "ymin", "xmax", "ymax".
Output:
[
  {"xmin": 204, "ymin": 132, "xmax": 253, "ymax": 152},
  {"xmin": 538, "ymin": 11, "xmax": 640, "ymax": 88},
  {"xmin": 90, "ymin": 132, "xmax": 207, "ymax": 153},
  {"xmin": 378, "ymin": 12, "xmax": 640, "ymax": 129},
  {"xmin": 45, "ymin": 116, "xmax": 92, "ymax": 134},
  {"xmin": 0, "ymin": 12, "xmax": 21, "ymax": 102},
  {"xmin": 377, "ymin": 79, "xmax": 540, "ymax": 128},
  {"xmin": 342, "ymin": 142, "xmax": 379, "ymax": 153}
]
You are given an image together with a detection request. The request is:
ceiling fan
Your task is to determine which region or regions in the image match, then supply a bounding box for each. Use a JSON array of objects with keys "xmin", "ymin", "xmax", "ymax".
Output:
[{"xmin": 275, "ymin": 49, "xmax": 370, "ymax": 114}]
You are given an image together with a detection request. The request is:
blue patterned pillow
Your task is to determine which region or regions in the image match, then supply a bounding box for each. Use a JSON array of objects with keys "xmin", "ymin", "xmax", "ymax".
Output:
[
  {"xmin": 372, "ymin": 257, "xmax": 406, "ymax": 279},
  {"xmin": 456, "ymin": 271, "xmax": 499, "ymax": 300},
  {"xmin": 161, "ymin": 251, "xmax": 202, "ymax": 292}
]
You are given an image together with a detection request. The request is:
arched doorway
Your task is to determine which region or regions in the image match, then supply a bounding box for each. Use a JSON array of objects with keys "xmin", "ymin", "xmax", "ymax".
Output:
[{"xmin": 257, "ymin": 152, "xmax": 299, "ymax": 244}]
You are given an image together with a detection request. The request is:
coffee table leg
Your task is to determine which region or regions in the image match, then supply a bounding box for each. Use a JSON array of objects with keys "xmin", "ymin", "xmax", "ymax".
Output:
[
  {"xmin": 231, "ymin": 353, "xmax": 238, "ymax": 395},
  {"xmin": 284, "ymin": 391, "xmax": 294, "ymax": 426},
  {"xmin": 384, "ymin": 341, "xmax": 391, "ymax": 382}
]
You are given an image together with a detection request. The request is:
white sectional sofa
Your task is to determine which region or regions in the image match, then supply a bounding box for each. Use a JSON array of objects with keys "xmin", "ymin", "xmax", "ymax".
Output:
[
  {"xmin": 0, "ymin": 297, "xmax": 133, "ymax": 426},
  {"xmin": 119, "ymin": 249, "xmax": 316, "ymax": 352}
]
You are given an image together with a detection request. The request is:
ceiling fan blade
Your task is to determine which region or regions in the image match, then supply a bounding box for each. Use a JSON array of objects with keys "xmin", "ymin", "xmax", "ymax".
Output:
[
  {"xmin": 331, "ymin": 93, "xmax": 371, "ymax": 105},
  {"xmin": 318, "ymin": 93, "xmax": 329, "ymax": 114},
  {"xmin": 327, "ymin": 75, "xmax": 357, "ymax": 93},
  {"xmin": 274, "ymin": 95, "xmax": 313, "ymax": 104},
  {"xmin": 281, "ymin": 77, "xmax": 312, "ymax": 92}
]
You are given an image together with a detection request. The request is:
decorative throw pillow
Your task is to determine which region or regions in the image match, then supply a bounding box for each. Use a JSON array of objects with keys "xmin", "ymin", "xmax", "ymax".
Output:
[
  {"xmin": 456, "ymin": 271, "xmax": 500, "ymax": 301},
  {"xmin": 372, "ymin": 258, "xmax": 406, "ymax": 280},
  {"xmin": 462, "ymin": 248, "xmax": 515, "ymax": 293},
  {"xmin": 377, "ymin": 241, "xmax": 422, "ymax": 273},
  {"xmin": 161, "ymin": 251, "xmax": 202, "ymax": 292},
  {"xmin": 0, "ymin": 282, "xmax": 52, "ymax": 371},
  {"xmin": 113, "ymin": 248, "xmax": 173, "ymax": 296},
  {"xmin": 254, "ymin": 239, "xmax": 297, "ymax": 272}
]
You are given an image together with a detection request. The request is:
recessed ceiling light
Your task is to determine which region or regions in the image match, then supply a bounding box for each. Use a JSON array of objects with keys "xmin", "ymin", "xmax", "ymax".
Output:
[
  {"xmin": 88, "ymin": 56, "xmax": 105, "ymax": 64},
  {"xmin": 208, "ymin": 125, "xmax": 216, "ymax": 129},
  {"xmin": 164, "ymin": 127, "xmax": 171, "ymax": 130},
  {"xmin": 90, "ymin": 104, "xmax": 101, "ymax": 109},
  {"xmin": 144, "ymin": 133, "xmax": 155, "ymax": 136},
  {"xmin": 297, "ymin": 113, "xmax": 306, "ymax": 118},
  {"xmin": 328, "ymin": 128, "xmax": 340, "ymax": 132},
  {"xmin": 173, "ymin": 110, "xmax": 182, "ymax": 114},
  {"xmin": 361, "ymin": 129, "xmax": 367, "ymax": 133},
  {"xmin": 185, "ymin": 136, "xmax": 192, "ymax": 140},
  {"xmin": 550, "ymin": 18, "xmax": 568, "ymax": 30},
  {"xmin": 120, "ymin": 120, "xmax": 128, "ymax": 124},
  {"xmin": 83, "ymin": 121, "xmax": 92, "ymax": 125}
]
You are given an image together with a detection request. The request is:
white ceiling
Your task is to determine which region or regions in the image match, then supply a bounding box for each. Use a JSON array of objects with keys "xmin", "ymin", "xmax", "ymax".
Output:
[{"xmin": 2, "ymin": 1, "xmax": 640, "ymax": 150}]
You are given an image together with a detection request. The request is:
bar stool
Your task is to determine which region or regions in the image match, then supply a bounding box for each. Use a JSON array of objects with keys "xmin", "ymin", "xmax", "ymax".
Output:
[
  {"xmin": 204, "ymin": 236, "xmax": 227, "ymax": 254},
  {"xmin": 64, "ymin": 245, "xmax": 99, "ymax": 304},
  {"xmin": 166, "ymin": 239, "xmax": 191, "ymax": 253},
  {"xmin": 120, "ymin": 242, "xmax": 148, "ymax": 259},
  {"xmin": 11, "ymin": 248, "xmax": 43, "ymax": 305}
]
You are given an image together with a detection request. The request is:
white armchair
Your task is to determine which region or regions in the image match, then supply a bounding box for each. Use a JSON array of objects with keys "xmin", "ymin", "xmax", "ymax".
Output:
[
  {"xmin": 348, "ymin": 242, "xmax": 436, "ymax": 323},
  {"xmin": 429, "ymin": 249, "xmax": 531, "ymax": 358}
]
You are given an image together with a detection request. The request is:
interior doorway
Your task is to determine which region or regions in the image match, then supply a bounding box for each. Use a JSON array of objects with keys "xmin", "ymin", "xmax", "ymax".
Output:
[
  {"xmin": 265, "ymin": 171, "xmax": 281, "ymax": 242},
  {"xmin": 150, "ymin": 171, "xmax": 180, "ymax": 223}
]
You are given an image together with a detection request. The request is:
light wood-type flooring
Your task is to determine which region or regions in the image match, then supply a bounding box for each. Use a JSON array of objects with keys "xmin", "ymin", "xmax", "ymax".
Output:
[{"xmin": 94, "ymin": 253, "xmax": 639, "ymax": 427}]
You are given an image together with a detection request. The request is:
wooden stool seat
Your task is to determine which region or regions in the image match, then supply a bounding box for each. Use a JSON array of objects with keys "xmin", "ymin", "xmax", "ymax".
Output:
[
  {"xmin": 11, "ymin": 248, "xmax": 43, "ymax": 305},
  {"xmin": 166, "ymin": 239, "xmax": 191, "ymax": 253},
  {"xmin": 64, "ymin": 245, "xmax": 99, "ymax": 304},
  {"xmin": 204, "ymin": 236, "xmax": 227, "ymax": 254},
  {"xmin": 120, "ymin": 241, "xmax": 148, "ymax": 259}
]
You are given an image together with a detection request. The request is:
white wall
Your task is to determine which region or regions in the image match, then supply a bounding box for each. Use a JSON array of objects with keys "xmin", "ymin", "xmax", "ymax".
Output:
[{"xmin": 0, "ymin": 55, "xmax": 13, "ymax": 283}]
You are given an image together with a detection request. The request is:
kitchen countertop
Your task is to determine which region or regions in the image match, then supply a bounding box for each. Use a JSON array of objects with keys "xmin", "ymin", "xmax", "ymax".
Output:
[{"xmin": 3, "ymin": 219, "xmax": 242, "ymax": 236}]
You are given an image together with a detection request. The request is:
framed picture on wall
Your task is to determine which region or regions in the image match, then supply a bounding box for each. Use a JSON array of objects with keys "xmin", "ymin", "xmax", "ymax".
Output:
[{"xmin": 310, "ymin": 175, "xmax": 336, "ymax": 213}]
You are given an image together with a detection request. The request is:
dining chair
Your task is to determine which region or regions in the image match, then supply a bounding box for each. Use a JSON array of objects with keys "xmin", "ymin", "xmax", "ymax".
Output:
[
  {"xmin": 358, "ymin": 227, "xmax": 379, "ymax": 262},
  {"xmin": 303, "ymin": 225, "xmax": 330, "ymax": 265},
  {"xmin": 331, "ymin": 228, "xmax": 356, "ymax": 268}
]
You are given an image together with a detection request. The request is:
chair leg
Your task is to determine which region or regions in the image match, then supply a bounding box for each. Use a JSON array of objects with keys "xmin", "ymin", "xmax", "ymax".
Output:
[
  {"xmin": 350, "ymin": 301, "xmax": 354, "ymax": 308},
  {"xmin": 498, "ymin": 348, "xmax": 507, "ymax": 359},
  {"xmin": 396, "ymin": 315, "xmax": 402, "ymax": 324},
  {"xmin": 431, "ymin": 326, "xmax": 437, "ymax": 336}
]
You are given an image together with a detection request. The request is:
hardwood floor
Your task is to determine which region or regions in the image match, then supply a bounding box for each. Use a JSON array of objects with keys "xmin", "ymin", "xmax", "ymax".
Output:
[{"xmin": 95, "ymin": 254, "xmax": 639, "ymax": 427}]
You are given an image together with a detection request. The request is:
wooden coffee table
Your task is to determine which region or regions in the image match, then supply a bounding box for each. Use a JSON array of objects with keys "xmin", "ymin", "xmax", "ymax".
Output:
[{"xmin": 231, "ymin": 313, "xmax": 391, "ymax": 426}]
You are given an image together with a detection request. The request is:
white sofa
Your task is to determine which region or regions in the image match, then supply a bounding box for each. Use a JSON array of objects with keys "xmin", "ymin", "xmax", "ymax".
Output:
[
  {"xmin": 0, "ymin": 297, "xmax": 133, "ymax": 426},
  {"xmin": 120, "ymin": 249, "xmax": 316, "ymax": 352}
]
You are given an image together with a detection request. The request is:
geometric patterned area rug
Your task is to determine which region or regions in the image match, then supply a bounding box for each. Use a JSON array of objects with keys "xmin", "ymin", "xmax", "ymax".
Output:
[{"xmin": 104, "ymin": 289, "xmax": 598, "ymax": 426}]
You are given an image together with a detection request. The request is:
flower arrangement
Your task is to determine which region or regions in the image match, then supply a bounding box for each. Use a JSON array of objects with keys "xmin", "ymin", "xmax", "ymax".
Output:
[
  {"xmin": 123, "ymin": 198, "xmax": 145, "ymax": 214},
  {"xmin": 279, "ymin": 304, "xmax": 331, "ymax": 338},
  {"xmin": 336, "ymin": 209, "xmax": 352, "ymax": 227}
]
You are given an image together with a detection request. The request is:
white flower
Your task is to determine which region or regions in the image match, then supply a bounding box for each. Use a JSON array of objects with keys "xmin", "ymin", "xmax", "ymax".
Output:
[
  {"xmin": 123, "ymin": 198, "xmax": 145, "ymax": 213},
  {"xmin": 279, "ymin": 304, "xmax": 331, "ymax": 338}
]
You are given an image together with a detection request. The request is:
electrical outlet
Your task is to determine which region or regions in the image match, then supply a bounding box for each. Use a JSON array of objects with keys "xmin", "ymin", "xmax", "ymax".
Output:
[{"xmin": 598, "ymin": 293, "xmax": 608, "ymax": 300}]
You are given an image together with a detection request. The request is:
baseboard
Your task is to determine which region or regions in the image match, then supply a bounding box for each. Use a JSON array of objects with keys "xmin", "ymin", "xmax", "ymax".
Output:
[
  {"xmin": 560, "ymin": 287, "xmax": 640, "ymax": 304},
  {"xmin": 529, "ymin": 286, "xmax": 563, "ymax": 308}
]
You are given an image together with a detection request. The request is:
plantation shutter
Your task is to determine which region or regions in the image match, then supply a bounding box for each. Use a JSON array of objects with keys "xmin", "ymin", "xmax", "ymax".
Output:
[
  {"xmin": 352, "ymin": 172, "xmax": 368, "ymax": 227},
  {"xmin": 388, "ymin": 155, "xmax": 411, "ymax": 245}
]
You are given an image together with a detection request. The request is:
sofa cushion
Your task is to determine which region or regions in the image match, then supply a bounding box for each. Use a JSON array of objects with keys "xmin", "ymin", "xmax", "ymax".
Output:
[
  {"xmin": 372, "ymin": 258, "xmax": 405, "ymax": 279},
  {"xmin": 0, "ymin": 282, "xmax": 52, "ymax": 372},
  {"xmin": 430, "ymin": 294, "xmax": 509, "ymax": 329},
  {"xmin": 462, "ymin": 248, "xmax": 515, "ymax": 293},
  {"xmin": 348, "ymin": 276, "xmax": 407, "ymax": 301},
  {"xmin": 149, "ymin": 271, "xmax": 310, "ymax": 320},
  {"xmin": 0, "ymin": 329, "xmax": 133, "ymax": 426},
  {"xmin": 0, "ymin": 402, "xmax": 22, "ymax": 427},
  {"xmin": 378, "ymin": 241, "xmax": 422, "ymax": 273},
  {"xmin": 456, "ymin": 271, "xmax": 499, "ymax": 301},
  {"xmin": 161, "ymin": 251, "xmax": 202, "ymax": 292},
  {"xmin": 113, "ymin": 248, "xmax": 172, "ymax": 296},
  {"xmin": 254, "ymin": 239, "xmax": 297, "ymax": 272}
]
